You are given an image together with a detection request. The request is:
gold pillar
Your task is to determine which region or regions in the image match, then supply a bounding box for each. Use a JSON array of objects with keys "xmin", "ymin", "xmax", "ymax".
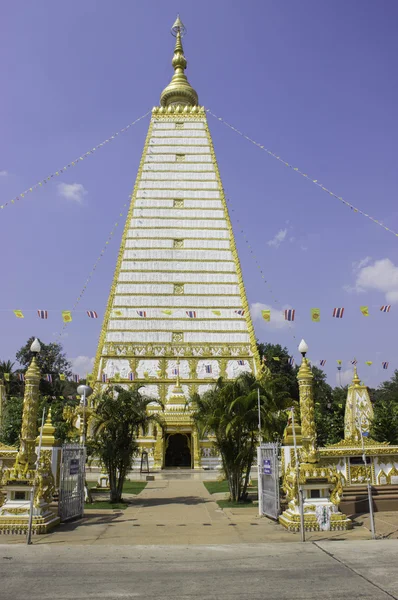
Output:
[
  {"xmin": 12, "ymin": 353, "xmax": 41, "ymax": 479},
  {"xmin": 297, "ymin": 356, "xmax": 318, "ymax": 464},
  {"xmin": 192, "ymin": 426, "xmax": 201, "ymax": 469},
  {"xmin": 153, "ymin": 427, "xmax": 163, "ymax": 469},
  {"xmin": 0, "ymin": 379, "xmax": 6, "ymax": 431}
]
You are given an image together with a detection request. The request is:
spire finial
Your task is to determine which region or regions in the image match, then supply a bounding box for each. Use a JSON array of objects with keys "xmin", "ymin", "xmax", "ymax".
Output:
[
  {"xmin": 160, "ymin": 16, "xmax": 199, "ymax": 108},
  {"xmin": 352, "ymin": 365, "xmax": 360, "ymax": 386}
]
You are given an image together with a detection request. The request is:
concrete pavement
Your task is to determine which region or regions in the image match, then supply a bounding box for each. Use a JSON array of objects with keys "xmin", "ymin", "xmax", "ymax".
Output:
[{"xmin": 1, "ymin": 541, "xmax": 398, "ymax": 599}]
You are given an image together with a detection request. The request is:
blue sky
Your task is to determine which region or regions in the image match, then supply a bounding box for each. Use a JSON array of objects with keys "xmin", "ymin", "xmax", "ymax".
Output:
[{"xmin": 1, "ymin": 0, "xmax": 398, "ymax": 388}]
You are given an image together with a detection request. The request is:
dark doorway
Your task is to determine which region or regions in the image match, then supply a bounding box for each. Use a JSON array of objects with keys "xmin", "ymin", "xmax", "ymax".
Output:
[{"xmin": 165, "ymin": 433, "xmax": 191, "ymax": 467}]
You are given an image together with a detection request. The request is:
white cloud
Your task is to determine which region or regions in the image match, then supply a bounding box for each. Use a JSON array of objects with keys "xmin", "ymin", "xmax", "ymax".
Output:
[
  {"xmin": 70, "ymin": 355, "xmax": 94, "ymax": 376},
  {"xmin": 337, "ymin": 368, "xmax": 353, "ymax": 386},
  {"xmin": 352, "ymin": 256, "xmax": 372, "ymax": 271},
  {"xmin": 250, "ymin": 302, "xmax": 293, "ymax": 330},
  {"xmin": 57, "ymin": 182, "xmax": 87, "ymax": 203},
  {"xmin": 267, "ymin": 228, "xmax": 287, "ymax": 248},
  {"xmin": 348, "ymin": 258, "xmax": 398, "ymax": 303},
  {"xmin": 0, "ymin": 170, "xmax": 8, "ymax": 177}
]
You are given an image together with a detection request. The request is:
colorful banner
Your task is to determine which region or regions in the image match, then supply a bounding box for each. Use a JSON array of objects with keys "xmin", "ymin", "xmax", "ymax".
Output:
[
  {"xmin": 360, "ymin": 306, "xmax": 369, "ymax": 317},
  {"xmin": 311, "ymin": 308, "xmax": 320, "ymax": 322},
  {"xmin": 262, "ymin": 309, "xmax": 271, "ymax": 322},
  {"xmin": 13, "ymin": 310, "xmax": 24, "ymax": 319},
  {"xmin": 62, "ymin": 311, "xmax": 72, "ymax": 323},
  {"xmin": 207, "ymin": 109, "xmax": 398, "ymax": 239}
]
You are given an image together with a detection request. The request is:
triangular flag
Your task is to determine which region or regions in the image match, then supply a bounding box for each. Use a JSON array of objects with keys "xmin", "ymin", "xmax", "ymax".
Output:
[
  {"xmin": 272, "ymin": 356, "xmax": 280, "ymax": 362},
  {"xmin": 311, "ymin": 308, "xmax": 320, "ymax": 322},
  {"xmin": 62, "ymin": 311, "xmax": 72, "ymax": 323},
  {"xmin": 13, "ymin": 310, "xmax": 24, "ymax": 319},
  {"xmin": 162, "ymin": 309, "xmax": 173, "ymax": 315},
  {"xmin": 336, "ymin": 360, "xmax": 342, "ymax": 365},
  {"xmin": 59, "ymin": 374, "xmax": 66, "ymax": 381},
  {"xmin": 212, "ymin": 310, "xmax": 221, "ymax": 316},
  {"xmin": 261, "ymin": 310, "xmax": 271, "ymax": 322},
  {"xmin": 113, "ymin": 310, "xmax": 123, "ymax": 316},
  {"xmin": 3, "ymin": 373, "xmax": 10, "ymax": 381},
  {"xmin": 366, "ymin": 361, "xmax": 373, "ymax": 366},
  {"xmin": 360, "ymin": 306, "xmax": 369, "ymax": 317}
]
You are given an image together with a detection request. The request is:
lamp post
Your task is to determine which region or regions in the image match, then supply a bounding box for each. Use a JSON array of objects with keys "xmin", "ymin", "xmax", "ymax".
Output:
[
  {"xmin": 77, "ymin": 384, "xmax": 93, "ymax": 448},
  {"xmin": 25, "ymin": 337, "xmax": 42, "ymax": 546}
]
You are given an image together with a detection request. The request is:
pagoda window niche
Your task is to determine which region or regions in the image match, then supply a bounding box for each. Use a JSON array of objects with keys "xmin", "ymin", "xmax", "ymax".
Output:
[
  {"xmin": 173, "ymin": 239, "xmax": 184, "ymax": 249},
  {"xmin": 172, "ymin": 332, "xmax": 184, "ymax": 343},
  {"xmin": 175, "ymin": 154, "xmax": 185, "ymax": 162},
  {"xmin": 174, "ymin": 284, "xmax": 184, "ymax": 294},
  {"xmin": 173, "ymin": 198, "xmax": 184, "ymax": 208},
  {"xmin": 175, "ymin": 122, "xmax": 184, "ymax": 129}
]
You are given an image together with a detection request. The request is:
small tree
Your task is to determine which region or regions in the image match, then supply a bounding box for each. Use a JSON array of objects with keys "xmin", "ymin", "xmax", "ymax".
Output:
[
  {"xmin": 371, "ymin": 398, "xmax": 398, "ymax": 444},
  {"xmin": 193, "ymin": 373, "xmax": 276, "ymax": 502},
  {"xmin": 89, "ymin": 385, "xmax": 162, "ymax": 503}
]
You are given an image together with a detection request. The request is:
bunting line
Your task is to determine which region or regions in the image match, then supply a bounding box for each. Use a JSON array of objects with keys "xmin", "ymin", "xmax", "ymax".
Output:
[
  {"xmin": 0, "ymin": 110, "xmax": 151, "ymax": 212},
  {"xmin": 224, "ymin": 195, "xmax": 298, "ymax": 344},
  {"xmin": 206, "ymin": 108, "xmax": 398, "ymax": 238},
  {"xmin": 58, "ymin": 195, "xmax": 132, "ymax": 337}
]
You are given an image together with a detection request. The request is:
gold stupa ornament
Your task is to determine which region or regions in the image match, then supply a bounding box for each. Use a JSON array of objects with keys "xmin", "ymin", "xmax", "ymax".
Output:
[
  {"xmin": 160, "ymin": 15, "xmax": 199, "ymax": 108},
  {"xmin": 344, "ymin": 366, "xmax": 374, "ymax": 442}
]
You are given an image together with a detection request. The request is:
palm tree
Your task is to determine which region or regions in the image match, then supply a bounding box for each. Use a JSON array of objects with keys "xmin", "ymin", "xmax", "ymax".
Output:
[
  {"xmin": 193, "ymin": 372, "xmax": 278, "ymax": 502},
  {"xmin": 89, "ymin": 385, "xmax": 163, "ymax": 503}
]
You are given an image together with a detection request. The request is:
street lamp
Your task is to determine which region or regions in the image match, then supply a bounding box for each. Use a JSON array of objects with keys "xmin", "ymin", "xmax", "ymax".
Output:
[
  {"xmin": 77, "ymin": 384, "xmax": 93, "ymax": 447},
  {"xmin": 298, "ymin": 339, "xmax": 308, "ymax": 357}
]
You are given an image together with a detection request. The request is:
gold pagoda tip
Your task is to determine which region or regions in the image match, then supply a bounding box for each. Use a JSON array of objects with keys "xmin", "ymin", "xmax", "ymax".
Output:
[
  {"xmin": 160, "ymin": 16, "xmax": 198, "ymax": 108},
  {"xmin": 352, "ymin": 365, "xmax": 360, "ymax": 386}
]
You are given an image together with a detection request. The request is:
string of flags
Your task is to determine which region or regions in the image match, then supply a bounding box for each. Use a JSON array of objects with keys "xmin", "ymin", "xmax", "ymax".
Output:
[
  {"xmin": 265, "ymin": 356, "xmax": 392, "ymax": 371},
  {"xmin": 0, "ymin": 111, "xmax": 150, "ymax": 212},
  {"xmin": 11, "ymin": 309, "xmax": 99, "ymax": 321},
  {"xmin": 207, "ymin": 108, "xmax": 398, "ymax": 239},
  {"xmin": 4, "ymin": 304, "xmax": 395, "ymax": 322},
  {"xmin": 1, "ymin": 372, "xmax": 83, "ymax": 383}
]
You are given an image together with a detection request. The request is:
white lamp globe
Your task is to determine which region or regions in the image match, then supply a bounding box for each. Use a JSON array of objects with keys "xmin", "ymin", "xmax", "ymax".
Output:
[
  {"xmin": 298, "ymin": 339, "xmax": 309, "ymax": 355},
  {"xmin": 30, "ymin": 338, "xmax": 41, "ymax": 353}
]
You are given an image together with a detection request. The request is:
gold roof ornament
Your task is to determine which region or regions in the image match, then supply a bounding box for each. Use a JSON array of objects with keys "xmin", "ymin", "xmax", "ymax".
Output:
[
  {"xmin": 160, "ymin": 15, "xmax": 199, "ymax": 108},
  {"xmin": 344, "ymin": 366, "xmax": 374, "ymax": 441}
]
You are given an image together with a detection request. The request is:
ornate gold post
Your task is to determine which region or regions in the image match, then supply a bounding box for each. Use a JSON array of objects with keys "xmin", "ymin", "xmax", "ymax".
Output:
[
  {"xmin": 0, "ymin": 378, "xmax": 6, "ymax": 432},
  {"xmin": 12, "ymin": 340, "xmax": 41, "ymax": 480},
  {"xmin": 297, "ymin": 340, "xmax": 318, "ymax": 464},
  {"xmin": 0, "ymin": 339, "xmax": 60, "ymax": 534}
]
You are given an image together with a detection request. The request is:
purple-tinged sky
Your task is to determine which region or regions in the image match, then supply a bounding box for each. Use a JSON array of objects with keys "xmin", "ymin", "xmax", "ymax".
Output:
[{"xmin": 1, "ymin": 0, "xmax": 398, "ymax": 387}]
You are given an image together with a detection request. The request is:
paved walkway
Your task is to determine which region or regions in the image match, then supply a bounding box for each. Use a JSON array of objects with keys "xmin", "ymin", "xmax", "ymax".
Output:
[{"xmin": 2, "ymin": 479, "xmax": 397, "ymax": 545}]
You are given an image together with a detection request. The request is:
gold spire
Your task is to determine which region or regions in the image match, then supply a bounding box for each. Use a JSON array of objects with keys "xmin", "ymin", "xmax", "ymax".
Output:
[
  {"xmin": 352, "ymin": 365, "xmax": 361, "ymax": 387},
  {"xmin": 160, "ymin": 15, "xmax": 199, "ymax": 108}
]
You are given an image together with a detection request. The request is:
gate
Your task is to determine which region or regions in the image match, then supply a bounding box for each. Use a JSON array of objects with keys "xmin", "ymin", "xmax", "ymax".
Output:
[
  {"xmin": 257, "ymin": 442, "xmax": 280, "ymax": 520},
  {"xmin": 58, "ymin": 444, "xmax": 85, "ymax": 522}
]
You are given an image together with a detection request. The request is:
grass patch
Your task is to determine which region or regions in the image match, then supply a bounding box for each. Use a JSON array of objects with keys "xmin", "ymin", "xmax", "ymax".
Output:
[
  {"xmin": 204, "ymin": 480, "xmax": 258, "ymax": 495},
  {"xmin": 217, "ymin": 499, "xmax": 255, "ymax": 509},
  {"xmin": 84, "ymin": 501, "xmax": 129, "ymax": 510},
  {"xmin": 86, "ymin": 480, "xmax": 147, "ymax": 494},
  {"xmin": 122, "ymin": 480, "xmax": 147, "ymax": 494},
  {"xmin": 204, "ymin": 480, "xmax": 229, "ymax": 494}
]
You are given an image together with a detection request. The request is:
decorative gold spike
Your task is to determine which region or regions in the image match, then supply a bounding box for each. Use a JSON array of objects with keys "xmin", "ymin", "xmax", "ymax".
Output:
[{"xmin": 160, "ymin": 15, "xmax": 198, "ymax": 108}]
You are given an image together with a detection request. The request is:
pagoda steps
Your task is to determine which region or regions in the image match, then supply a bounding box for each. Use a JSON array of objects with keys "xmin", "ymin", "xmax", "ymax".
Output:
[{"xmin": 340, "ymin": 484, "xmax": 398, "ymax": 514}]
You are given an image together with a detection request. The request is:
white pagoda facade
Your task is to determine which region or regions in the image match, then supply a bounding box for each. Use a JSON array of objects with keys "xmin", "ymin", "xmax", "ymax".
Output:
[{"xmin": 93, "ymin": 17, "xmax": 260, "ymax": 469}]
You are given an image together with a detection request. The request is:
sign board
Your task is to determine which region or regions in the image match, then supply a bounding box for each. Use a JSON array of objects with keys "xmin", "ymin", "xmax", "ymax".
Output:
[
  {"xmin": 69, "ymin": 458, "xmax": 79, "ymax": 475},
  {"xmin": 263, "ymin": 458, "xmax": 272, "ymax": 475}
]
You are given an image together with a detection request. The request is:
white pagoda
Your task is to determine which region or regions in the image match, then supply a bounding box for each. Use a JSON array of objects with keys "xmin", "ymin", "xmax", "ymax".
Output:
[{"xmin": 92, "ymin": 16, "xmax": 260, "ymax": 469}]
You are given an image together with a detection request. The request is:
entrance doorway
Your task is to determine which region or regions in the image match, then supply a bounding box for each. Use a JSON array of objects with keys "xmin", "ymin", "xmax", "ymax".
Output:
[{"xmin": 165, "ymin": 433, "xmax": 191, "ymax": 467}]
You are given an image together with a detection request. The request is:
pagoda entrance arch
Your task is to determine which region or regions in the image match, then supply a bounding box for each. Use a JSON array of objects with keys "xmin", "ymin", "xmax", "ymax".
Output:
[{"xmin": 165, "ymin": 433, "xmax": 192, "ymax": 468}]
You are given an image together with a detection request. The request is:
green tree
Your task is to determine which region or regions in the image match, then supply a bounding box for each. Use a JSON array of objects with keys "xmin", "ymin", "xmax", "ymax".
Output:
[
  {"xmin": 315, "ymin": 385, "xmax": 347, "ymax": 446},
  {"xmin": 370, "ymin": 370, "xmax": 398, "ymax": 444},
  {"xmin": 257, "ymin": 342, "xmax": 299, "ymax": 407},
  {"xmin": 89, "ymin": 385, "xmax": 162, "ymax": 503},
  {"xmin": 0, "ymin": 396, "xmax": 24, "ymax": 446},
  {"xmin": 0, "ymin": 339, "xmax": 79, "ymax": 446},
  {"xmin": 193, "ymin": 373, "xmax": 276, "ymax": 502}
]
